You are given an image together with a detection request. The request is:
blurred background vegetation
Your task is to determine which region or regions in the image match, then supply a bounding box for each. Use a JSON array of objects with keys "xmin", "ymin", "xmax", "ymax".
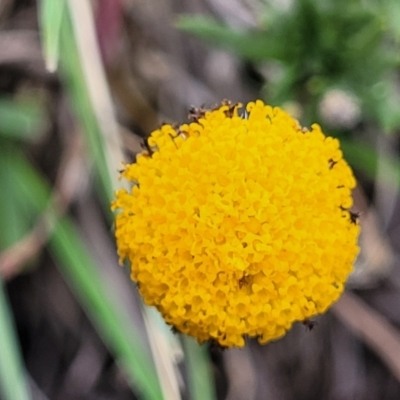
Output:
[{"xmin": 1, "ymin": 0, "xmax": 400, "ymax": 399}]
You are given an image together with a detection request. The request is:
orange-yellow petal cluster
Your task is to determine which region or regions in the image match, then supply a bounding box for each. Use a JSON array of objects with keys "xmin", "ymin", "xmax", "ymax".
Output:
[{"xmin": 112, "ymin": 100, "xmax": 360, "ymax": 348}]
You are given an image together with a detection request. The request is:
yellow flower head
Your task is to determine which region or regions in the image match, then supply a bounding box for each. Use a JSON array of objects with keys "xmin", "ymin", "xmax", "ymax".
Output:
[{"xmin": 112, "ymin": 100, "xmax": 360, "ymax": 348}]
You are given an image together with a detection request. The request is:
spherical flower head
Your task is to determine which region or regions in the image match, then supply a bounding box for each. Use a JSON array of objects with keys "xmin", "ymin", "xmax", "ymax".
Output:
[{"xmin": 112, "ymin": 100, "xmax": 360, "ymax": 348}]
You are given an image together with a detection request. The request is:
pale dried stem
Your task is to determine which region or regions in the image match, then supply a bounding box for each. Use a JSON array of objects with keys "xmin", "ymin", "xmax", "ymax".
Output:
[
  {"xmin": 0, "ymin": 134, "xmax": 86, "ymax": 280},
  {"xmin": 333, "ymin": 292, "xmax": 400, "ymax": 382}
]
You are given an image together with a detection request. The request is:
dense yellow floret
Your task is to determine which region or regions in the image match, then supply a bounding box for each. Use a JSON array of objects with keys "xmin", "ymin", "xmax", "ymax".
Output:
[{"xmin": 112, "ymin": 100, "xmax": 360, "ymax": 348}]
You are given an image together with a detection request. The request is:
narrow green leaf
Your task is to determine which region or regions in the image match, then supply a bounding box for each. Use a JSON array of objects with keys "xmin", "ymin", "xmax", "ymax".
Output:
[
  {"xmin": 176, "ymin": 15, "xmax": 282, "ymax": 62},
  {"xmin": 58, "ymin": 9, "xmax": 113, "ymax": 203},
  {"xmin": 0, "ymin": 146, "xmax": 32, "ymax": 250},
  {"xmin": 0, "ymin": 98, "xmax": 44, "ymax": 141},
  {"xmin": 49, "ymin": 219, "xmax": 164, "ymax": 400},
  {"xmin": 383, "ymin": 0, "xmax": 400, "ymax": 41},
  {"xmin": 38, "ymin": 0, "xmax": 65, "ymax": 72},
  {"xmin": 182, "ymin": 337, "xmax": 216, "ymax": 400},
  {"xmin": 0, "ymin": 277, "xmax": 31, "ymax": 400},
  {"xmin": 368, "ymin": 80, "xmax": 400, "ymax": 132},
  {"xmin": 5, "ymin": 150, "xmax": 164, "ymax": 400}
]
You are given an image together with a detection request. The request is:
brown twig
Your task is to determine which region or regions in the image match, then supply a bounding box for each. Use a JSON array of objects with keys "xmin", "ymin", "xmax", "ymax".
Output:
[{"xmin": 0, "ymin": 133, "xmax": 86, "ymax": 280}]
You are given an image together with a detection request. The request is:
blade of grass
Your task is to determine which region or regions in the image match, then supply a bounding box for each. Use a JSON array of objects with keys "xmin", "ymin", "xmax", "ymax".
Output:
[
  {"xmin": 0, "ymin": 98, "xmax": 44, "ymax": 141},
  {"xmin": 38, "ymin": 0, "xmax": 65, "ymax": 72},
  {"xmin": 176, "ymin": 15, "xmax": 282, "ymax": 62},
  {"xmin": 60, "ymin": 1, "xmax": 119, "ymax": 206},
  {"xmin": 0, "ymin": 145, "xmax": 33, "ymax": 250},
  {"xmin": 57, "ymin": 5, "xmax": 114, "ymax": 203},
  {"xmin": 0, "ymin": 277, "xmax": 31, "ymax": 400},
  {"xmin": 182, "ymin": 337, "xmax": 217, "ymax": 400},
  {"xmin": 50, "ymin": 219, "xmax": 164, "ymax": 400},
  {"xmin": 59, "ymin": 4, "xmax": 186, "ymax": 397},
  {"xmin": 5, "ymin": 149, "xmax": 164, "ymax": 400}
]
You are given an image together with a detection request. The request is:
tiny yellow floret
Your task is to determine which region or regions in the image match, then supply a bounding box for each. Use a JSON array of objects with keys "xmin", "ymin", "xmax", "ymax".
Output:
[{"xmin": 112, "ymin": 100, "xmax": 360, "ymax": 348}]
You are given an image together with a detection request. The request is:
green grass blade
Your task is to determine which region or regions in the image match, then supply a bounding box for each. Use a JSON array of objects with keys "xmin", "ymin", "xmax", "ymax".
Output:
[
  {"xmin": 0, "ymin": 146, "xmax": 32, "ymax": 250},
  {"xmin": 182, "ymin": 337, "xmax": 216, "ymax": 400},
  {"xmin": 6, "ymin": 150, "xmax": 164, "ymax": 400},
  {"xmin": 58, "ymin": 7, "xmax": 115, "ymax": 204},
  {"xmin": 176, "ymin": 15, "xmax": 281, "ymax": 62},
  {"xmin": 49, "ymin": 218, "xmax": 164, "ymax": 400},
  {"xmin": 0, "ymin": 98, "xmax": 44, "ymax": 141},
  {"xmin": 38, "ymin": 0, "xmax": 65, "ymax": 72},
  {"xmin": 0, "ymin": 277, "xmax": 31, "ymax": 400}
]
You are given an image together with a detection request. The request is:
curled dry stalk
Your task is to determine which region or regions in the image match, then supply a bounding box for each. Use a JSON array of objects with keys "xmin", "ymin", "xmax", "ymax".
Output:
[{"xmin": 0, "ymin": 133, "xmax": 87, "ymax": 280}]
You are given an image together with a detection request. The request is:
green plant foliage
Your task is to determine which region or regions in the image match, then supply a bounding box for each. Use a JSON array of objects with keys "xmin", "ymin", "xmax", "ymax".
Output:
[
  {"xmin": 177, "ymin": 0, "xmax": 400, "ymax": 130},
  {"xmin": 1, "ymin": 149, "xmax": 164, "ymax": 400},
  {"xmin": 183, "ymin": 337, "xmax": 217, "ymax": 400},
  {"xmin": 0, "ymin": 98, "xmax": 45, "ymax": 141},
  {"xmin": 176, "ymin": 15, "xmax": 282, "ymax": 62},
  {"xmin": 38, "ymin": 0, "xmax": 65, "ymax": 71},
  {"xmin": 58, "ymin": 9, "xmax": 114, "ymax": 203}
]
